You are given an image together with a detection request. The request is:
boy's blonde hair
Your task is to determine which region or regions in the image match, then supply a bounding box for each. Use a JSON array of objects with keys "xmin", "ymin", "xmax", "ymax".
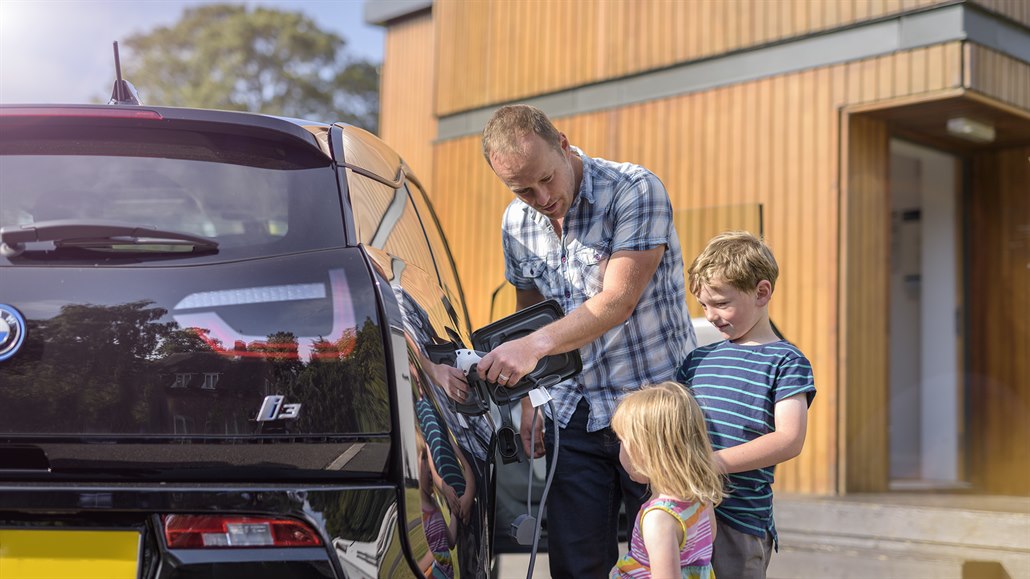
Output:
[
  {"xmin": 481, "ymin": 104, "xmax": 563, "ymax": 167},
  {"xmin": 687, "ymin": 231, "xmax": 779, "ymax": 296},
  {"xmin": 611, "ymin": 382, "xmax": 725, "ymax": 505}
]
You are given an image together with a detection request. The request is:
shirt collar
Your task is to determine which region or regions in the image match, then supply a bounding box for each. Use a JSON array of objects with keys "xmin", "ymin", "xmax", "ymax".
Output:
[{"xmin": 571, "ymin": 146, "xmax": 596, "ymax": 205}]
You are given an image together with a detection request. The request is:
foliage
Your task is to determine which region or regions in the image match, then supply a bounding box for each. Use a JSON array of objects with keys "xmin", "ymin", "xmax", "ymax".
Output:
[
  {"xmin": 123, "ymin": 4, "xmax": 379, "ymax": 131},
  {"xmin": 0, "ymin": 301, "xmax": 175, "ymax": 432},
  {"xmin": 286, "ymin": 318, "xmax": 390, "ymax": 433}
]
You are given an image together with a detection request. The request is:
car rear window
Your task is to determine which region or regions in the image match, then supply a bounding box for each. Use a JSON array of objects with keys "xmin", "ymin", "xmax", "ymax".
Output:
[{"xmin": 0, "ymin": 124, "xmax": 345, "ymax": 264}]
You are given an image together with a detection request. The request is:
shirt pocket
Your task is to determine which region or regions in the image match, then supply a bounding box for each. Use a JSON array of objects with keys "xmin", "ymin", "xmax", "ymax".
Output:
[
  {"xmin": 571, "ymin": 244, "xmax": 609, "ymax": 297},
  {"xmin": 517, "ymin": 256, "xmax": 559, "ymax": 298},
  {"xmin": 519, "ymin": 257, "xmax": 548, "ymax": 279}
]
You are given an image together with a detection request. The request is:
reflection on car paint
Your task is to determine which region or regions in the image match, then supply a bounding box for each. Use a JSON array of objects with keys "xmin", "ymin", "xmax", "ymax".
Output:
[
  {"xmin": 333, "ymin": 501, "xmax": 401, "ymax": 578},
  {"xmin": 363, "ymin": 243, "xmax": 493, "ymax": 576},
  {"xmin": 174, "ymin": 282, "xmax": 327, "ymax": 309},
  {"xmin": 173, "ymin": 269, "xmax": 357, "ymax": 363},
  {"xmin": 0, "ymin": 253, "xmax": 391, "ymax": 438}
]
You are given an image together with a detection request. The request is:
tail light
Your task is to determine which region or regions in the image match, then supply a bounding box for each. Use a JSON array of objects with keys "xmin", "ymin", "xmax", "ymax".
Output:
[{"xmin": 162, "ymin": 514, "xmax": 322, "ymax": 548}]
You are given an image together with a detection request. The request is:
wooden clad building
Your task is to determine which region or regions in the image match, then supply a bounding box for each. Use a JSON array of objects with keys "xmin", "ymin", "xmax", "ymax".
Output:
[{"xmin": 366, "ymin": 0, "xmax": 1030, "ymax": 498}]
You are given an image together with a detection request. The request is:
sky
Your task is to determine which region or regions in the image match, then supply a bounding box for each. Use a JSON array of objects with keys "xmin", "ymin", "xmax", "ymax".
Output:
[{"xmin": 0, "ymin": 0, "xmax": 384, "ymax": 104}]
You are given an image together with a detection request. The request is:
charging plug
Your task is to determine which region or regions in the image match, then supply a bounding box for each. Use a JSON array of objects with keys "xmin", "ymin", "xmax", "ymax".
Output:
[
  {"xmin": 454, "ymin": 349, "xmax": 485, "ymax": 376},
  {"xmin": 496, "ymin": 425, "xmax": 523, "ymax": 464},
  {"xmin": 510, "ymin": 513, "xmax": 536, "ymax": 546}
]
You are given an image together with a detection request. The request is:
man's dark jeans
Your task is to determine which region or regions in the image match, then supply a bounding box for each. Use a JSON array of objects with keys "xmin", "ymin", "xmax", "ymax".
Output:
[{"xmin": 544, "ymin": 398, "xmax": 649, "ymax": 578}]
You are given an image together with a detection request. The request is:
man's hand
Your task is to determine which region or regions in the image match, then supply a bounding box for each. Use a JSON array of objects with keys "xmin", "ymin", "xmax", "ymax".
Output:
[
  {"xmin": 477, "ymin": 334, "xmax": 546, "ymax": 387},
  {"xmin": 483, "ymin": 247, "xmax": 666, "ymax": 384},
  {"xmin": 441, "ymin": 484, "xmax": 460, "ymax": 514},
  {"xmin": 520, "ymin": 401, "xmax": 545, "ymax": 458},
  {"xmin": 430, "ymin": 362, "xmax": 470, "ymax": 403}
]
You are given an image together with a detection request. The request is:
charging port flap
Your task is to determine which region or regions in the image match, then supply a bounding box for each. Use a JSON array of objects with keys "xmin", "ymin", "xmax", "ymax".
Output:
[{"xmin": 469, "ymin": 300, "xmax": 582, "ymax": 406}]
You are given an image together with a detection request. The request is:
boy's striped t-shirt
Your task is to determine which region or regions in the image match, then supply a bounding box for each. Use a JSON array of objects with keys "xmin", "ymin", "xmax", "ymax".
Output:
[{"xmin": 676, "ymin": 340, "xmax": 815, "ymax": 539}]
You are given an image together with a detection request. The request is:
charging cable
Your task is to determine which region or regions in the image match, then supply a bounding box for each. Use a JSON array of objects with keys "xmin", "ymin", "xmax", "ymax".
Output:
[
  {"xmin": 511, "ymin": 391, "xmax": 558, "ymax": 579},
  {"xmin": 452, "ymin": 349, "xmax": 560, "ymax": 577}
]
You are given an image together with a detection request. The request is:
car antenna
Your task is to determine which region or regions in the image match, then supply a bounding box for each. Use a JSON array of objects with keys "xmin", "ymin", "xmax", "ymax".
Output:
[{"xmin": 108, "ymin": 41, "xmax": 143, "ymax": 105}]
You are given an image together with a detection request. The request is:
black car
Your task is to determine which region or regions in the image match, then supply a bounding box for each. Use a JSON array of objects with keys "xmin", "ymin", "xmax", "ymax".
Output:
[{"xmin": 0, "ymin": 100, "xmax": 578, "ymax": 578}]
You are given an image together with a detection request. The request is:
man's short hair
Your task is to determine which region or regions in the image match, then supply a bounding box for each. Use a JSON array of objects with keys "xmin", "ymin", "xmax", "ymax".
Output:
[
  {"xmin": 481, "ymin": 104, "xmax": 562, "ymax": 167},
  {"xmin": 688, "ymin": 231, "xmax": 779, "ymax": 296}
]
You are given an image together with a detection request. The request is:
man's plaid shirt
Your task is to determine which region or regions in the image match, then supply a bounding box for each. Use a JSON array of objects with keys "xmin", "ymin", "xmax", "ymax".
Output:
[{"xmin": 502, "ymin": 147, "xmax": 696, "ymax": 431}]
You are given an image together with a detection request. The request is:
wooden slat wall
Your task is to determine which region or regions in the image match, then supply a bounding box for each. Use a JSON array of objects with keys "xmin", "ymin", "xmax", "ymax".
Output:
[
  {"xmin": 968, "ymin": 146, "xmax": 1030, "ymax": 496},
  {"xmin": 433, "ymin": 0, "xmax": 948, "ymax": 116},
  {"xmin": 422, "ymin": 42, "xmax": 965, "ymax": 496},
  {"xmin": 424, "ymin": 42, "xmax": 963, "ymax": 331},
  {"xmin": 964, "ymin": 43, "xmax": 1030, "ymax": 112},
  {"xmin": 970, "ymin": 0, "xmax": 1030, "ymax": 27},
  {"xmin": 840, "ymin": 115, "xmax": 890, "ymax": 493},
  {"xmin": 379, "ymin": 13, "xmax": 436, "ymax": 184}
]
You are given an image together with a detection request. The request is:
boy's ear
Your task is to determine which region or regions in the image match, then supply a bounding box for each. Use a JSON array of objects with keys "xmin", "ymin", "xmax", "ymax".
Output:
[{"xmin": 755, "ymin": 280, "xmax": 773, "ymax": 306}]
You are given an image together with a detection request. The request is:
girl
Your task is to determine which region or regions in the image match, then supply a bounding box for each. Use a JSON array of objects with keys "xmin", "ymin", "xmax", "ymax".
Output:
[
  {"xmin": 416, "ymin": 435, "xmax": 457, "ymax": 579},
  {"xmin": 610, "ymin": 382, "xmax": 725, "ymax": 579}
]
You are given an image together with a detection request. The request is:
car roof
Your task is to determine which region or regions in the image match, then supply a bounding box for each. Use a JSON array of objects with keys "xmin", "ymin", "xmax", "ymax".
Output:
[
  {"xmin": 0, "ymin": 104, "xmax": 410, "ymax": 187},
  {"xmin": 0, "ymin": 102, "xmax": 333, "ymax": 128},
  {"xmin": 1, "ymin": 103, "xmax": 330, "ymax": 153}
]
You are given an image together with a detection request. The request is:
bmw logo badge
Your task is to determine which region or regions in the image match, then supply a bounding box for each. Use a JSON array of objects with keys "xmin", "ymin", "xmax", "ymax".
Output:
[{"xmin": 0, "ymin": 304, "xmax": 26, "ymax": 362}]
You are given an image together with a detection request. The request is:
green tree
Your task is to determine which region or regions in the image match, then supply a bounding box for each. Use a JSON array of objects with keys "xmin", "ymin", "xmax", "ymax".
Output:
[{"xmin": 124, "ymin": 4, "xmax": 379, "ymax": 131}]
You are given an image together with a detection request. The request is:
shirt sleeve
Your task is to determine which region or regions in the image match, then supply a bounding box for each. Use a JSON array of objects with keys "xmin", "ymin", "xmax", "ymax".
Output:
[
  {"xmin": 675, "ymin": 350, "xmax": 696, "ymax": 385},
  {"xmin": 501, "ymin": 228, "xmax": 532, "ymax": 289},
  {"xmin": 773, "ymin": 350, "xmax": 816, "ymax": 406},
  {"xmin": 609, "ymin": 172, "xmax": 674, "ymax": 254}
]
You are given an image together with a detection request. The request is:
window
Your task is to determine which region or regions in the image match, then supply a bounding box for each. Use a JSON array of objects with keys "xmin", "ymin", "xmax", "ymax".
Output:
[
  {"xmin": 406, "ymin": 182, "xmax": 471, "ymax": 340},
  {"xmin": 201, "ymin": 373, "xmax": 221, "ymax": 391},
  {"xmin": 0, "ymin": 126, "xmax": 345, "ymax": 263},
  {"xmin": 347, "ymin": 172, "xmax": 436, "ymax": 276}
]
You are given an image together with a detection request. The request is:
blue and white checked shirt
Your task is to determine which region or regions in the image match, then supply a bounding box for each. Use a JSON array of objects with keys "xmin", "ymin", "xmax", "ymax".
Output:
[{"xmin": 502, "ymin": 147, "xmax": 696, "ymax": 431}]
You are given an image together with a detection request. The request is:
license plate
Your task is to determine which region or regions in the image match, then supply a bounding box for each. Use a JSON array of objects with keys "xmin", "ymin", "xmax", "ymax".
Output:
[{"xmin": 0, "ymin": 529, "xmax": 140, "ymax": 579}]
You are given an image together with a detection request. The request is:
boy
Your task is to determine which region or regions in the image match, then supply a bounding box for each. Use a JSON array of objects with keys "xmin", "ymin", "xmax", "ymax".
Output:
[{"xmin": 676, "ymin": 231, "xmax": 816, "ymax": 579}]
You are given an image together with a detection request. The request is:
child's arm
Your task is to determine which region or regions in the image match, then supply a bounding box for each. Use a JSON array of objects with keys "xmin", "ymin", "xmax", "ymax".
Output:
[
  {"xmin": 456, "ymin": 446, "xmax": 477, "ymax": 522},
  {"xmin": 444, "ymin": 500, "xmax": 459, "ymax": 547},
  {"xmin": 715, "ymin": 392, "xmax": 809, "ymax": 474},
  {"xmin": 641, "ymin": 508, "xmax": 684, "ymax": 578},
  {"xmin": 706, "ymin": 505, "xmax": 717, "ymax": 540}
]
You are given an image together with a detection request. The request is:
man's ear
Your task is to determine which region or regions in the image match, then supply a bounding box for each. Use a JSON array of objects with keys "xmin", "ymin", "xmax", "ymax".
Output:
[
  {"xmin": 558, "ymin": 132, "xmax": 570, "ymax": 153},
  {"xmin": 755, "ymin": 280, "xmax": 773, "ymax": 306}
]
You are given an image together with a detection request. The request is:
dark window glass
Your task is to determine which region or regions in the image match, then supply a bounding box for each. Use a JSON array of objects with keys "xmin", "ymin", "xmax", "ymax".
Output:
[{"xmin": 0, "ymin": 127, "xmax": 344, "ymax": 264}]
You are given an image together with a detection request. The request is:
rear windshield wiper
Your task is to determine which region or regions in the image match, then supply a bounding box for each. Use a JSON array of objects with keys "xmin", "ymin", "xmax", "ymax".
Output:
[{"xmin": 1, "ymin": 219, "xmax": 219, "ymax": 257}]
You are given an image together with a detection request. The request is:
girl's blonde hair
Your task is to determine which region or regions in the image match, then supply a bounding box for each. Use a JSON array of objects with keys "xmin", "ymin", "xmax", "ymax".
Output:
[{"xmin": 611, "ymin": 382, "xmax": 725, "ymax": 505}]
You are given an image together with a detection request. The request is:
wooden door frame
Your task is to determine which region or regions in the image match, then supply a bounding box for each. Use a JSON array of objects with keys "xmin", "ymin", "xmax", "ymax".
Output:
[
  {"xmin": 839, "ymin": 107, "xmax": 891, "ymax": 494},
  {"xmin": 837, "ymin": 88, "xmax": 1004, "ymax": 494}
]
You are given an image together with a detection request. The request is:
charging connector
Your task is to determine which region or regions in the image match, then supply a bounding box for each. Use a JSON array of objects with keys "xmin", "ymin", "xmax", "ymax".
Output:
[
  {"xmin": 510, "ymin": 513, "xmax": 536, "ymax": 545},
  {"xmin": 452, "ymin": 350, "xmax": 566, "ymax": 576}
]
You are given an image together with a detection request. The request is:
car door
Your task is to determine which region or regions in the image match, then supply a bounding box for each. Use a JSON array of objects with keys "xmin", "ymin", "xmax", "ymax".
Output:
[{"xmin": 344, "ymin": 153, "xmax": 493, "ymax": 577}]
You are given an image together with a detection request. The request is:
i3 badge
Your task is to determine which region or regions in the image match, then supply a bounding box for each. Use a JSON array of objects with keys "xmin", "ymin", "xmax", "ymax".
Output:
[{"xmin": 0, "ymin": 304, "xmax": 26, "ymax": 362}]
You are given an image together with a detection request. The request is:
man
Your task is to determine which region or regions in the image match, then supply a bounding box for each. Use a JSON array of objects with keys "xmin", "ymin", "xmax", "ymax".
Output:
[{"xmin": 475, "ymin": 104, "xmax": 696, "ymax": 577}]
